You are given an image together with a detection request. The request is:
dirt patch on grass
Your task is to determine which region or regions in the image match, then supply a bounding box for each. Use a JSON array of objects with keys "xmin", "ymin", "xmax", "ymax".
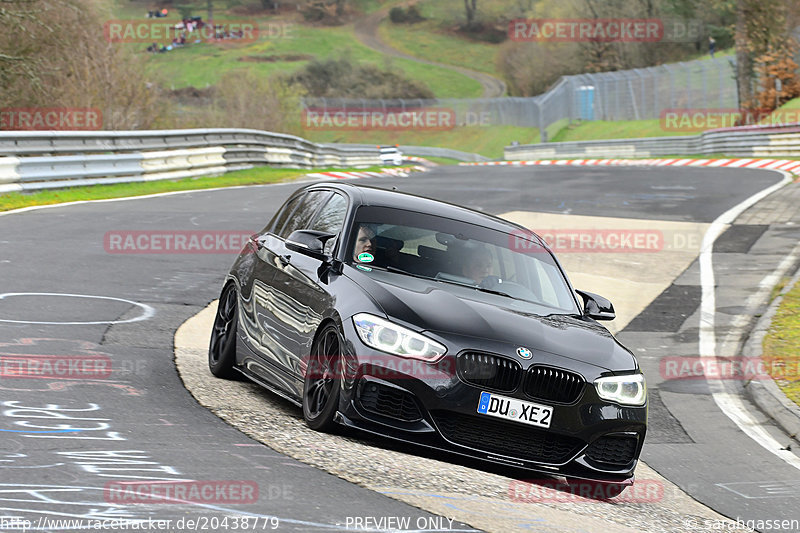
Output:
[
  {"xmin": 169, "ymin": 86, "xmax": 215, "ymax": 105},
  {"xmin": 238, "ymin": 53, "xmax": 313, "ymax": 63}
]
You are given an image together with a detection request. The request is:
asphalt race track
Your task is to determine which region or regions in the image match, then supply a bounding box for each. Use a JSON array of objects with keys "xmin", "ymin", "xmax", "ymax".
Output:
[{"xmin": 1, "ymin": 165, "xmax": 799, "ymax": 532}]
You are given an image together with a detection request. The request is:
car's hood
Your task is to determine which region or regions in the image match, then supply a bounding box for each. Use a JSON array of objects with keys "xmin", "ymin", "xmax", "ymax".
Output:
[{"xmin": 346, "ymin": 268, "xmax": 636, "ymax": 372}]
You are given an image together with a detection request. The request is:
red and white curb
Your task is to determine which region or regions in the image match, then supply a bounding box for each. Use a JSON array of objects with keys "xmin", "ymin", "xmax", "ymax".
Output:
[
  {"xmin": 404, "ymin": 156, "xmax": 435, "ymax": 165},
  {"xmin": 306, "ymin": 165, "xmax": 427, "ymax": 180},
  {"xmin": 460, "ymin": 158, "xmax": 800, "ymax": 178}
]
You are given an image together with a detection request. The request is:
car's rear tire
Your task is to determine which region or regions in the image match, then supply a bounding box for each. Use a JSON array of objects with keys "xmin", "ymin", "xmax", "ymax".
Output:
[
  {"xmin": 302, "ymin": 324, "xmax": 343, "ymax": 432},
  {"xmin": 208, "ymin": 284, "xmax": 239, "ymax": 379}
]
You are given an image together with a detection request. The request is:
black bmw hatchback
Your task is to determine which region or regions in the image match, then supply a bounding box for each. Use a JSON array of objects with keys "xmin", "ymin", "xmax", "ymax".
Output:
[{"xmin": 209, "ymin": 182, "xmax": 647, "ymax": 487}]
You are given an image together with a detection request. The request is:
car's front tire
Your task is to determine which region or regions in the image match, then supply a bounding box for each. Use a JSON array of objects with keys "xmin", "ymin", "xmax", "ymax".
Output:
[
  {"xmin": 209, "ymin": 284, "xmax": 239, "ymax": 379},
  {"xmin": 302, "ymin": 324, "xmax": 343, "ymax": 432}
]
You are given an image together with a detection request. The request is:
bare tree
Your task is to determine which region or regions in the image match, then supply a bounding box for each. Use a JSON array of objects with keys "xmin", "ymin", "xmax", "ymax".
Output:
[
  {"xmin": 1, "ymin": 0, "xmax": 164, "ymax": 128},
  {"xmin": 732, "ymin": 0, "xmax": 800, "ymax": 114},
  {"xmin": 0, "ymin": 0, "xmax": 51, "ymax": 96},
  {"xmin": 463, "ymin": 0, "xmax": 477, "ymax": 29},
  {"xmin": 734, "ymin": 0, "xmax": 753, "ymax": 109}
]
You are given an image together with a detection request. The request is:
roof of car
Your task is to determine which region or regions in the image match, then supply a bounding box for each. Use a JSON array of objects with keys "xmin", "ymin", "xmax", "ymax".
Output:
[{"xmin": 303, "ymin": 182, "xmax": 532, "ymax": 236}]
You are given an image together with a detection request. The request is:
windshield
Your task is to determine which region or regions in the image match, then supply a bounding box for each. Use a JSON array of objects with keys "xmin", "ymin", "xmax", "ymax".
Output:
[{"xmin": 347, "ymin": 206, "xmax": 579, "ymax": 314}]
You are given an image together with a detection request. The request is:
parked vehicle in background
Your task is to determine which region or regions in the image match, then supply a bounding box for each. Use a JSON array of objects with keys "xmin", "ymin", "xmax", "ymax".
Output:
[{"xmin": 379, "ymin": 146, "xmax": 403, "ymax": 166}]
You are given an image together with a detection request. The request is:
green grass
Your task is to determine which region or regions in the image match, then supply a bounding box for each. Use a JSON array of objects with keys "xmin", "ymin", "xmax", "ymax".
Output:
[
  {"xmin": 140, "ymin": 24, "xmax": 364, "ymax": 89},
  {"xmin": 351, "ymin": 0, "xmax": 388, "ymax": 14},
  {"xmin": 303, "ymin": 124, "xmax": 540, "ymax": 159},
  {"xmin": 0, "ymin": 166, "xmax": 378, "ymax": 212},
  {"xmin": 769, "ymin": 277, "xmax": 791, "ymax": 303},
  {"xmin": 379, "ymin": 19, "xmax": 499, "ymax": 76},
  {"xmin": 542, "ymin": 118, "xmax": 569, "ymax": 142},
  {"xmin": 419, "ymin": 156, "xmax": 462, "ymax": 165},
  {"xmin": 112, "ymin": 0, "xmax": 257, "ymax": 19},
  {"xmin": 762, "ymin": 278, "xmax": 800, "ymax": 406},
  {"xmin": 116, "ymin": 5, "xmax": 482, "ymax": 97},
  {"xmin": 408, "ymin": 0, "xmax": 518, "ymax": 24},
  {"xmin": 764, "ymin": 97, "xmax": 800, "ymax": 125},
  {"xmin": 780, "ymin": 97, "xmax": 800, "ymax": 109},
  {"xmin": 547, "ymin": 96, "xmax": 800, "ymax": 143},
  {"xmin": 550, "ymin": 119, "xmax": 700, "ymax": 142}
]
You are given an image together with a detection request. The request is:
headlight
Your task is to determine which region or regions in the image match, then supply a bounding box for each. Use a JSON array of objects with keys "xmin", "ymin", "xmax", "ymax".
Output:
[
  {"xmin": 594, "ymin": 374, "xmax": 647, "ymax": 406},
  {"xmin": 352, "ymin": 313, "xmax": 446, "ymax": 361}
]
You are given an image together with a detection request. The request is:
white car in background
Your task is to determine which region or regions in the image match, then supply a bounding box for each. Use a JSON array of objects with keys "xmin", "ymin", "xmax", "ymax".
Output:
[{"xmin": 379, "ymin": 146, "xmax": 403, "ymax": 166}]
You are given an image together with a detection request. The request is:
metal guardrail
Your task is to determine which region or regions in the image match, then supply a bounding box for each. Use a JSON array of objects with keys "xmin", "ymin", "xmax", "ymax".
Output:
[
  {"xmin": 0, "ymin": 129, "xmax": 382, "ymax": 193},
  {"xmin": 395, "ymin": 145, "xmax": 489, "ymax": 162},
  {"xmin": 505, "ymin": 124, "xmax": 800, "ymax": 160},
  {"xmin": 325, "ymin": 143, "xmax": 489, "ymax": 162}
]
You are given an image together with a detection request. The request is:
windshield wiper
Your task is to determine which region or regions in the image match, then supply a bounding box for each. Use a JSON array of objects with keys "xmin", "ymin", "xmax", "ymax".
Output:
[
  {"xmin": 433, "ymin": 278, "xmax": 515, "ymax": 300},
  {"xmin": 361, "ymin": 264, "xmax": 435, "ymax": 282},
  {"xmin": 384, "ymin": 265, "xmax": 431, "ymax": 279},
  {"xmin": 473, "ymin": 286, "xmax": 514, "ymax": 299}
]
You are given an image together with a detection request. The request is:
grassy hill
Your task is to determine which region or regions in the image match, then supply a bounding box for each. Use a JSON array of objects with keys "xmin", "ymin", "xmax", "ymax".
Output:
[
  {"xmin": 110, "ymin": 1, "xmax": 749, "ymax": 157},
  {"xmin": 110, "ymin": 0, "xmax": 513, "ymax": 155},
  {"xmin": 378, "ymin": 1, "xmax": 504, "ymax": 77},
  {"xmin": 113, "ymin": 1, "xmax": 484, "ymax": 97}
]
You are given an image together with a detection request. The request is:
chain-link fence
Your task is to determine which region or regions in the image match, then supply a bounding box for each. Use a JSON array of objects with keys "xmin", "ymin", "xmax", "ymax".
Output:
[
  {"xmin": 570, "ymin": 57, "xmax": 738, "ymax": 120},
  {"xmin": 302, "ymin": 56, "xmax": 737, "ymax": 141}
]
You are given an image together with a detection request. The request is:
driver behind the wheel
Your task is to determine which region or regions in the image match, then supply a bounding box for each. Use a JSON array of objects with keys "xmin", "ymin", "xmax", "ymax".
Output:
[
  {"xmin": 462, "ymin": 246, "xmax": 493, "ymax": 284},
  {"xmin": 353, "ymin": 223, "xmax": 377, "ymax": 262}
]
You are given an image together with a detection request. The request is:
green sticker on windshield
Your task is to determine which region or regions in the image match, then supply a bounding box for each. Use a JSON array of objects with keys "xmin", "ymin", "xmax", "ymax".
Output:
[
  {"xmin": 357, "ymin": 252, "xmax": 374, "ymax": 263},
  {"xmin": 356, "ymin": 264, "xmax": 372, "ymax": 272}
]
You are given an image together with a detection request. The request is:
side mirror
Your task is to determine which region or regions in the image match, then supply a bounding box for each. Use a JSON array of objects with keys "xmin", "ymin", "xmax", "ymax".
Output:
[
  {"xmin": 285, "ymin": 230, "xmax": 336, "ymax": 261},
  {"xmin": 576, "ymin": 290, "xmax": 615, "ymax": 321}
]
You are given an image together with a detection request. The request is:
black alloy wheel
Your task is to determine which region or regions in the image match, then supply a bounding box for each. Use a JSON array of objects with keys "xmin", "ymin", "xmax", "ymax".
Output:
[
  {"xmin": 303, "ymin": 324, "xmax": 343, "ymax": 431},
  {"xmin": 209, "ymin": 284, "xmax": 239, "ymax": 379}
]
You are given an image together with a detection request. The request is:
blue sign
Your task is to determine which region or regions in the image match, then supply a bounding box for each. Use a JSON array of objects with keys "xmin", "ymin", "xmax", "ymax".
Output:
[{"xmin": 478, "ymin": 392, "xmax": 491, "ymax": 413}]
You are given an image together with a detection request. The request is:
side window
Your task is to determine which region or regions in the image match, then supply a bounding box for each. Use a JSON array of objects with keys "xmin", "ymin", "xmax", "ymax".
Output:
[
  {"xmin": 279, "ymin": 191, "xmax": 332, "ymax": 239},
  {"xmin": 310, "ymin": 193, "xmax": 348, "ymax": 254},
  {"xmin": 269, "ymin": 194, "xmax": 304, "ymax": 236},
  {"xmin": 309, "ymin": 193, "xmax": 347, "ymax": 234}
]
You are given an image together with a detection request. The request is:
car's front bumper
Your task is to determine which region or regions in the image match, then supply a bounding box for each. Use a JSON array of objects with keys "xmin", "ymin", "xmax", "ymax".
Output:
[{"xmin": 336, "ymin": 320, "xmax": 647, "ymax": 482}]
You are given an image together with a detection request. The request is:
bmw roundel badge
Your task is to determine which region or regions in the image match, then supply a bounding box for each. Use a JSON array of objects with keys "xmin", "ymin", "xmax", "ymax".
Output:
[{"xmin": 516, "ymin": 347, "xmax": 532, "ymax": 359}]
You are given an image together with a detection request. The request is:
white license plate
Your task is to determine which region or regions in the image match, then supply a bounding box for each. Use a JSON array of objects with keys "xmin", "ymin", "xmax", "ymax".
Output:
[{"xmin": 476, "ymin": 391, "xmax": 553, "ymax": 428}]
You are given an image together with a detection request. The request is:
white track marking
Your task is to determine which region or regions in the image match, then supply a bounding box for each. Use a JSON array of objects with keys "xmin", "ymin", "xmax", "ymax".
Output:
[
  {"xmin": 0, "ymin": 293, "xmax": 155, "ymax": 325},
  {"xmin": 698, "ymin": 170, "xmax": 800, "ymax": 470}
]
